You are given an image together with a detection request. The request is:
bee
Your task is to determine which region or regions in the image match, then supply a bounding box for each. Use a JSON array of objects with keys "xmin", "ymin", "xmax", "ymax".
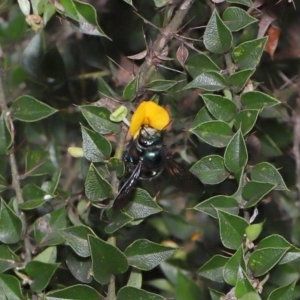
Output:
[{"xmin": 113, "ymin": 125, "xmax": 204, "ymax": 210}]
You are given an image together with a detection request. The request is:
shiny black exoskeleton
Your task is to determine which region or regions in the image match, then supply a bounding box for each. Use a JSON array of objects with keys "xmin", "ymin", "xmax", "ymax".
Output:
[{"xmin": 113, "ymin": 126, "xmax": 204, "ymax": 210}]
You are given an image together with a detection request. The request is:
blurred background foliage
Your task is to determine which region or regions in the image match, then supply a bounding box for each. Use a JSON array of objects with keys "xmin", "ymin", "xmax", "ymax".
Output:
[{"xmin": 1, "ymin": 0, "xmax": 300, "ymax": 299}]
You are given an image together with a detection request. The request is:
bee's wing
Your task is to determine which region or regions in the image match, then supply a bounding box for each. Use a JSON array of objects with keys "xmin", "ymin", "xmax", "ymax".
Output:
[
  {"xmin": 112, "ymin": 160, "xmax": 142, "ymax": 210},
  {"xmin": 163, "ymin": 148, "xmax": 205, "ymax": 194}
]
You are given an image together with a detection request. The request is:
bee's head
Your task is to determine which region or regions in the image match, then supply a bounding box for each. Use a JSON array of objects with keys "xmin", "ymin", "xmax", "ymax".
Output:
[{"xmin": 138, "ymin": 125, "xmax": 163, "ymax": 147}]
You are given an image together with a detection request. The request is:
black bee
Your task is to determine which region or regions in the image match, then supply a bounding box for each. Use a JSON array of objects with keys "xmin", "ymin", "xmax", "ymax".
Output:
[{"xmin": 112, "ymin": 126, "xmax": 204, "ymax": 210}]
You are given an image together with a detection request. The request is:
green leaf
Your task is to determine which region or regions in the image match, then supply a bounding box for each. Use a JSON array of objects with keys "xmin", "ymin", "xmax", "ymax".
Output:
[
  {"xmin": 223, "ymin": 7, "xmax": 257, "ymax": 32},
  {"xmin": 0, "ymin": 274, "xmax": 24, "ymax": 300},
  {"xmin": 198, "ymin": 255, "xmax": 228, "ymax": 283},
  {"xmin": 176, "ymin": 271, "xmax": 202, "ymax": 300},
  {"xmin": 228, "ymin": 69, "xmax": 255, "ymax": 93},
  {"xmin": 58, "ymin": 0, "xmax": 79, "ymax": 20},
  {"xmin": 245, "ymin": 223, "xmax": 264, "ymax": 242},
  {"xmin": 105, "ymin": 210, "xmax": 134, "ymax": 234},
  {"xmin": 118, "ymin": 286, "xmax": 165, "ymax": 300},
  {"xmin": 242, "ymin": 181, "xmax": 276, "ymax": 208},
  {"xmin": 124, "ymin": 239, "xmax": 175, "ymax": 271},
  {"xmin": 127, "ymin": 268, "xmax": 142, "ymax": 289},
  {"xmin": 79, "ymin": 105, "xmax": 118, "ymax": 134},
  {"xmin": 25, "ymin": 261, "xmax": 59, "ymax": 293},
  {"xmin": 240, "ymin": 292, "xmax": 262, "ymax": 300},
  {"xmin": 85, "ymin": 164, "xmax": 114, "ymax": 201},
  {"xmin": 0, "ymin": 245, "xmax": 20, "ymax": 273},
  {"xmin": 191, "ymin": 107, "xmax": 215, "ymax": 128},
  {"xmin": 34, "ymin": 207, "xmax": 66, "ymax": 246},
  {"xmin": 267, "ymin": 280, "xmax": 296, "ymax": 300},
  {"xmin": 0, "ymin": 199, "xmax": 23, "ymax": 244},
  {"xmin": 73, "ymin": 0, "xmax": 108, "ymax": 37},
  {"xmin": 123, "ymin": 188, "xmax": 163, "ymax": 219},
  {"xmin": 25, "ymin": 150, "xmax": 53, "ymax": 177},
  {"xmin": 202, "ymin": 94, "xmax": 237, "ymax": 121},
  {"xmin": 190, "ymin": 155, "xmax": 230, "ymax": 184},
  {"xmin": 146, "ymin": 79, "xmax": 178, "ymax": 92},
  {"xmin": 232, "ymin": 37, "xmax": 268, "ymax": 69},
  {"xmin": 234, "ymin": 109, "xmax": 259, "ymax": 135},
  {"xmin": 194, "ymin": 195, "xmax": 239, "ymax": 218},
  {"xmin": 59, "ymin": 225, "xmax": 96, "ymax": 257},
  {"xmin": 185, "ymin": 53, "xmax": 220, "ymax": 78},
  {"xmin": 235, "ymin": 270, "xmax": 257, "ymax": 298},
  {"xmin": 81, "ymin": 125, "xmax": 111, "ymax": 162},
  {"xmin": 89, "ymin": 235, "xmax": 128, "ymax": 284},
  {"xmin": 66, "ymin": 252, "xmax": 92, "ymax": 283},
  {"xmin": 123, "ymin": 76, "xmax": 138, "ymax": 100},
  {"xmin": 45, "ymin": 285, "xmax": 102, "ymax": 299},
  {"xmin": 223, "ymin": 245, "xmax": 245, "ymax": 285},
  {"xmin": 249, "ymin": 247, "xmax": 289, "ymax": 276},
  {"xmin": 184, "ymin": 71, "xmax": 227, "ymax": 91},
  {"xmin": 34, "ymin": 246, "xmax": 57, "ymax": 264},
  {"xmin": 190, "ymin": 121, "xmax": 233, "ymax": 148},
  {"xmin": 203, "ymin": 10, "xmax": 232, "ymax": 54},
  {"xmin": 227, "ymin": 0, "xmax": 253, "ymax": 7},
  {"xmin": 224, "ymin": 129, "xmax": 248, "ymax": 174},
  {"xmin": 108, "ymin": 157, "xmax": 125, "ymax": 177},
  {"xmin": 250, "ymin": 162, "xmax": 288, "ymax": 190},
  {"xmin": 241, "ymin": 91, "xmax": 280, "ymax": 109},
  {"xmin": 0, "ymin": 113, "xmax": 12, "ymax": 154},
  {"xmin": 217, "ymin": 210, "xmax": 249, "ymax": 250},
  {"xmin": 11, "ymin": 95, "xmax": 57, "ymax": 122}
]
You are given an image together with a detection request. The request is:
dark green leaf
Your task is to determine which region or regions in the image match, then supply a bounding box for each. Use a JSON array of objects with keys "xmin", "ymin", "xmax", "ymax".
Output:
[
  {"xmin": 224, "ymin": 129, "xmax": 248, "ymax": 174},
  {"xmin": 235, "ymin": 270, "xmax": 256, "ymax": 298},
  {"xmin": 0, "ymin": 113, "xmax": 12, "ymax": 154},
  {"xmin": 250, "ymin": 162, "xmax": 288, "ymax": 190},
  {"xmin": 190, "ymin": 155, "xmax": 230, "ymax": 184},
  {"xmin": 89, "ymin": 235, "xmax": 128, "ymax": 284},
  {"xmin": 124, "ymin": 239, "xmax": 175, "ymax": 271},
  {"xmin": 267, "ymin": 280, "xmax": 296, "ymax": 300},
  {"xmin": 249, "ymin": 247, "xmax": 289, "ymax": 276},
  {"xmin": 242, "ymin": 181, "xmax": 276, "ymax": 208},
  {"xmin": 228, "ymin": 69, "xmax": 255, "ymax": 93},
  {"xmin": 123, "ymin": 76, "xmax": 138, "ymax": 100},
  {"xmin": 73, "ymin": 0, "xmax": 108, "ymax": 37},
  {"xmin": 124, "ymin": 188, "xmax": 163, "ymax": 219},
  {"xmin": 66, "ymin": 252, "xmax": 93, "ymax": 283},
  {"xmin": 209, "ymin": 288, "xmax": 225, "ymax": 299},
  {"xmin": 34, "ymin": 207, "xmax": 66, "ymax": 246},
  {"xmin": 59, "ymin": 225, "xmax": 96, "ymax": 257},
  {"xmin": 202, "ymin": 94, "xmax": 237, "ymax": 121},
  {"xmin": 11, "ymin": 95, "xmax": 57, "ymax": 122},
  {"xmin": 108, "ymin": 157, "xmax": 125, "ymax": 177},
  {"xmin": 190, "ymin": 121, "xmax": 233, "ymax": 148},
  {"xmin": 0, "ymin": 245, "xmax": 20, "ymax": 273},
  {"xmin": 241, "ymin": 91, "xmax": 280, "ymax": 109},
  {"xmin": 85, "ymin": 164, "xmax": 114, "ymax": 201},
  {"xmin": 25, "ymin": 150, "xmax": 53, "ymax": 177},
  {"xmin": 176, "ymin": 271, "xmax": 202, "ymax": 300},
  {"xmin": 79, "ymin": 105, "xmax": 118, "ymax": 134},
  {"xmin": 194, "ymin": 195, "xmax": 239, "ymax": 218},
  {"xmin": 0, "ymin": 199, "xmax": 23, "ymax": 244},
  {"xmin": 217, "ymin": 209, "xmax": 249, "ymax": 250},
  {"xmin": 234, "ymin": 109, "xmax": 259, "ymax": 135},
  {"xmin": 146, "ymin": 79, "xmax": 178, "ymax": 92},
  {"xmin": 198, "ymin": 255, "xmax": 229, "ymax": 283},
  {"xmin": 223, "ymin": 245, "xmax": 245, "ymax": 285},
  {"xmin": 191, "ymin": 107, "xmax": 215, "ymax": 128},
  {"xmin": 45, "ymin": 285, "xmax": 102, "ymax": 299},
  {"xmin": 118, "ymin": 287, "xmax": 165, "ymax": 300},
  {"xmin": 81, "ymin": 125, "xmax": 111, "ymax": 162},
  {"xmin": 185, "ymin": 53, "xmax": 220, "ymax": 78},
  {"xmin": 203, "ymin": 10, "xmax": 232, "ymax": 54},
  {"xmin": 184, "ymin": 71, "xmax": 227, "ymax": 91},
  {"xmin": 25, "ymin": 261, "xmax": 59, "ymax": 293},
  {"xmin": 232, "ymin": 37, "xmax": 268, "ymax": 69},
  {"xmin": 104, "ymin": 209, "xmax": 134, "ymax": 234},
  {"xmin": 0, "ymin": 274, "xmax": 24, "ymax": 300},
  {"xmin": 223, "ymin": 7, "xmax": 257, "ymax": 32}
]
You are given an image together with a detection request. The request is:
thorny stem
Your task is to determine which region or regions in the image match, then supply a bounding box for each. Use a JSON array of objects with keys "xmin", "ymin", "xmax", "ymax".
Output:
[
  {"xmin": 137, "ymin": 0, "xmax": 194, "ymax": 97},
  {"xmin": 0, "ymin": 55, "xmax": 32, "ymax": 262},
  {"xmin": 106, "ymin": 1, "xmax": 195, "ymax": 298}
]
